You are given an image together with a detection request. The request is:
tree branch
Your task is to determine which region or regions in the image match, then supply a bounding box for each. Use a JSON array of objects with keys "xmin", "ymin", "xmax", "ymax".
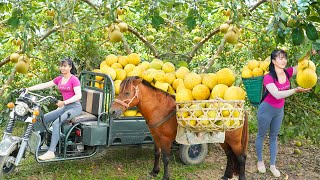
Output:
[
  {"xmin": 122, "ymin": 37, "xmax": 132, "ymax": 54},
  {"xmin": 200, "ymin": 39, "xmax": 226, "ymax": 73},
  {"xmin": 0, "ymin": 68, "xmax": 16, "ymax": 97},
  {"xmin": 40, "ymin": 26, "xmax": 61, "ymax": 42},
  {"xmin": 127, "ymin": 25, "xmax": 158, "ymax": 57},
  {"xmin": 187, "ymin": 20, "xmax": 231, "ymax": 63},
  {"xmin": 81, "ymin": 0, "xmax": 98, "ymax": 11},
  {"xmin": 157, "ymin": 52, "xmax": 189, "ymax": 59},
  {"xmin": 249, "ymin": 0, "xmax": 268, "ymax": 12},
  {"xmin": 163, "ymin": 18, "xmax": 183, "ymax": 34}
]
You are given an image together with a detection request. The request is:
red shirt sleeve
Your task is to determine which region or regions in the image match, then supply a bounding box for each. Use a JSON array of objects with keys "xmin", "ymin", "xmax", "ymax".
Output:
[
  {"xmin": 286, "ymin": 67, "xmax": 294, "ymax": 78},
  {"xmin": 263, "ymin": 74, "xmax": 274, "ymax": 86},
  {"xmin": 53, "ymin": 76, "xmax": 62, "ymax": 85},
  {"xmin": 72, "ymin": 75, "xmax": 81, "ymax": 87}
]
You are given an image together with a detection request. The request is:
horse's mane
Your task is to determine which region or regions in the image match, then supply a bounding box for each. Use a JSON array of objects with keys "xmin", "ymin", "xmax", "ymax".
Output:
[{"xmin": 120, "ymin": 76, "xmax": 175, "ymax": 99}]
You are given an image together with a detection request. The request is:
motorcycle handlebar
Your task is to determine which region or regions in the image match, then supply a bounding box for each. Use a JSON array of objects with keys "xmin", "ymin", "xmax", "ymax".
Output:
[{"xmin": 23, "ymin": 91, "xmax": 58, "ymax": 104}]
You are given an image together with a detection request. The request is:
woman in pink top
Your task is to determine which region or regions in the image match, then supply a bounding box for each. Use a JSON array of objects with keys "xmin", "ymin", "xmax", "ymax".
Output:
[
  {"xmin": 255, "ymin": 49, "xmax": 310, "ymax": 177},
  {"xmin": 27, "ymin": 58, "xmax": 82, "ymax": 160}
]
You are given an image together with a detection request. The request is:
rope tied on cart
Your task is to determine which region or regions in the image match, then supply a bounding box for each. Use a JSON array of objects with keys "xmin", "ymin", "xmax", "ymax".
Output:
[{"xmin": 114, "ymin": 84, "xmax": 139, "ymax": 108}]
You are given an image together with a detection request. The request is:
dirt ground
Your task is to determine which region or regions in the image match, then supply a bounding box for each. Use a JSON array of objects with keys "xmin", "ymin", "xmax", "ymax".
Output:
[{"xmin": 186, "ymin": 135, "xmax": 320, "ymax": 180}]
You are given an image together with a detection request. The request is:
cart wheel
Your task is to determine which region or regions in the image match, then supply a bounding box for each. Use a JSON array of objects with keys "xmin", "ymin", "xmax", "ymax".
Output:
[
  {"xmin": 0, "ymin": 145, "xmax": 18, "ymax": 177},
  {"xmin": 179, "ymin": 143, "xmax": 208, "ymax": 165}
]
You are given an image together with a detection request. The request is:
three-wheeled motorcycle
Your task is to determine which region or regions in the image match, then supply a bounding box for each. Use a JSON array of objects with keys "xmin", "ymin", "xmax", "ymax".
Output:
[{"xmin": 0, "ymin": 71, "xmax": 208, "ymax": 177}]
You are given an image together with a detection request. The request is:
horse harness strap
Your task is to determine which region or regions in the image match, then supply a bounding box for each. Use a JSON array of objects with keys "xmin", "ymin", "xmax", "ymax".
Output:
[
  {"xmin": 114, "ymin": 85, "xmax": 139, "ymax": 108},
  {"xmin": 148, "ymin": 110, "xmax": 176, "ymax": 129}
]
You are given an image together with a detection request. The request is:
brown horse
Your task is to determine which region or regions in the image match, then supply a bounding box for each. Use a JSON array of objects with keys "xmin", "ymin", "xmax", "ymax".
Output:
[{"xmin": 110, "ymin": 76, "xmax": 248, "ymax": 180}]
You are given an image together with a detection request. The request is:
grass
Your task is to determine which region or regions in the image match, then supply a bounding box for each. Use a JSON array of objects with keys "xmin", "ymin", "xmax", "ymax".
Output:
[{"xmin": 4, "ymin": 145, "xmax": 220, "ymax": 180}]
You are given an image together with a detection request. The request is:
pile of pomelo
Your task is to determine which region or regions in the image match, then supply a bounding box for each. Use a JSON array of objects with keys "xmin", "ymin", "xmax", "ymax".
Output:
[
  {"xmin": 92, "ymin": 53, "xmax": 246, "ymax": 130},
  {"xmin": 241, "ymin": 57, "xmax": 270, "ymax": 78}
]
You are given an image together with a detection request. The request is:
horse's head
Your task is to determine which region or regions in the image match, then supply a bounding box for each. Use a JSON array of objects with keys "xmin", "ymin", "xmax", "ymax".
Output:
[{"xmin": 110, "ymin": 76, "xmax": 142, "ymax": 118}]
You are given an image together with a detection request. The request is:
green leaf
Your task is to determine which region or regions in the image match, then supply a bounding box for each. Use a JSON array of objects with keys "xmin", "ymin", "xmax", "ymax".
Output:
[
  {"xmin": 292, "ymin": 27, "xmax": 304, "ymax": 45},
  {"xmin": 312, "ymin": 40, "xmax": 320, "ymax": 50},
  {"xmin": 6, "ymin": 17, "xmax": 20, "ymax": 27},
  {"xmin": 315, "ymin": 84, "xmax": 320, "ymax": 94},
  {"xmin": 305, "ymin": 23, "xmax": 318, "ymax": 40},
  {"xmin": 306, "ymin": 16, "xmax": 320, "ymax": 23},
  {"xmin": 151, "ymin": 14, "xmax": 164, "ymax": 29},
  {"xmin": 184, "ymin": 16, "xmax": 196, "ymax": 31}
]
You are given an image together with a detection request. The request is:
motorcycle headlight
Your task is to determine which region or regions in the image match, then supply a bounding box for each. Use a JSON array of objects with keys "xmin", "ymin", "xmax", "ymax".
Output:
[{"xmin": 14, "ymin": 102, "xmax": 29, "ymax": 116}]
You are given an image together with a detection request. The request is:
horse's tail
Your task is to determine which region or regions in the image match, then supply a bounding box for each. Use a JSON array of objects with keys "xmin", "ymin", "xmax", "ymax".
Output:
[{"xmin": 241, "ymin": 111, "xmax": 249, "ymax": 153}]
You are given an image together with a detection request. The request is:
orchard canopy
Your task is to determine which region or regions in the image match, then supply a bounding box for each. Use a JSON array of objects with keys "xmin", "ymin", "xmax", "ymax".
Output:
[{"xmin": 0, "ymin": 1, "xmax": 319, "ymax": 141}]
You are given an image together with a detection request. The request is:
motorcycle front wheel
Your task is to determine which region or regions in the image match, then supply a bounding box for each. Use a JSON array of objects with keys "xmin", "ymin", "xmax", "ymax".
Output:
[{"xmin": 0, "ymin": 145, "xmax": 18, "ymax": 177}]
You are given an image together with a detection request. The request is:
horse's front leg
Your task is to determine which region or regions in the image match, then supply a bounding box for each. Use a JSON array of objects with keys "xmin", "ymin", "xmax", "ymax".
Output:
[
  {"xmin": 237, "ymin": 153, "xmax": 246, "ymax": 180},
  {"xmin": 149, "ymin": 144, "xmax": 161, "ymax": 177},
  {"xmin": 220, "ymin": 143, "xmax": 234, "ymax": 180},
  {"xmin": 162, "ymin": 148, "xmax": 170, "ymax": 180}
]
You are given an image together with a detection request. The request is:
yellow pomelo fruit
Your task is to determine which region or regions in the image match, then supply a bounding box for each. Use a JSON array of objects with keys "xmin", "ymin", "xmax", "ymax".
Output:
[
  {"xmin": 15, "ymin": 61, "xmax": 29, "ymax": 74},
  {"xmin": 176, "ymin": 83, "xmax": 187, "ymax": 93},
  {"xmin": 220, "ymin": 23, "xmax": 230, "ymax": 33},
  {"xmin": 172, "ymin": 78, "xmax": 184, "ymax": 90},
  {"xmin": 215, "ymin": 120, "xmax": 223, "ymax": 126},
  {"xmin": 136, "ymin": 112, "xmax": 143, "ymax": 116},
  {"xmin": 210, "ymin": 84, "xmax": 229, "ymax": 99},
  {"xmin": 175, "ymin": 67, "xmax": 190, "ymax": 79},
  {"xmin": 111, "ymin": 62, "xmax": 123, "ymax": 69},
  {"xmin": 189, "ymin": 104, "xmax": 203, "ymax": 117},
  {"xmin": 247, "ymin": 60, "xmax": 259, "ymax": 70},
  {"xmin": 154, "ymin": 81, "xmax": 170, "ymax": 91},
  {"xmin": 224, "ymin": 30, "xmax": 238, "ymax": 44},
  {"xmin": 10, "ymin": 53, "xmax": 20, "ymax": 63},
  {"xmin": 127, "ymin": 70, "xmax": 142, "ymax": 77},
  {"xmin": 259, "ymin": 61, "xmax": 270, "ymax": 71},
  {"xmin": 188, "ymin": 119, "xmax": 197, "ymax": 126},
  {"xmin": 93, "ymin": 82, "xmax": 102, "ymax": 89},
  {"xmin": 202, "ymin": 73, "xmax": 217, "ymax": 90},
  {"xmin": 233, "ymin": 110, "xmax": 240, "ymax": 118},
  {"xmin": 117, "ymin": 22, "xmax": 128, "ymax": 32},
  {"xmin": 216, "ymin": 68, "xmax": 235, "ymax": 86},
  {"xmin": 127, "ymin": 53, "xmax": 141, "ymax": 65},
  {"xmin": 92, "ymin": 69, "xmax": 104, "ymax": 81},
  {"xmin": 108, "ymin": 24, "xmax": 120, "ymax": 32},
  {"xmin": 162, "ymin": 62, "xmax": 175, "ymax": 73},
  {"xmin": 176, "ymin": 88, "xmax": 194, "ymax": 102},
  {"xmin": 167, "ymin": 84, "xmax": 175, "ymax": 94},
  {"xmin": 115, "ymin": 69, "xmax": 127, "ymax": 80},
  {"xmin": 118, "ymin": 56, "xmax": 128, "ymax": 67},
  {"xmin": 124, "ymin": 64, "xmax": 136, "ymax": 73},
  {"xmin": 105, "ymin": 54, "xmax": 118, "ymax": 66},
  {"xmin": 100, "ymin": 60, "xmax": 110, "ymax": 69},
  {"xmin": 177, "ymin": 108, "xmax": 189, "ymax": 118},
  {"xmin": 109, "ymin": 30, "xmax": 123, "ymax": 43},
  {"xmin": 296, "ymin": 68, "xmax": 317, "ymax": 88},
  {"xmin": 114, "ymin": 80, "xmax": 122, "ymax": 94},
  {"xmin": 100, "ymin": 66, "xmax": 116, "ymax": 80},
  {"xmin": 233, "ymin": 120, "xmax": 241, "ymax": 127},
  {"xmin": 140, "ymin": 61, "xmax": 150, "ymax": 70},
  {"xmin": 224, "ymin": 86, "xmax": 246, "ymax": 100},
  {"xmin": 298, "ymin": 59, "xmax": 316, "ymax": 71},
  {"xmin": 252, "ymin": 68, "xmax": 264, "ymax": 77},
  {"xmin": 18, "ymin": 55, "xmax": 30, "ymax": 64},
  {"xmin": 207, "ymin": 110, "xmax": 217, "ymax": 118},
  {"xmin": 153, "ymin": 70, "xmax": 166, "ymax": 82},
  {"xmin": 149, "ymin": 59, "xmax": 163, "ymax": 70},
  {"xmin": 124, "ymin": 110, "xmax": 137, "ymax": 116},
  {"xmin": 199, "ymin": 115, "xmax": 210, "ymax": 126},
  {"xmin": 142, "ymin": 70, "xmax": 154, "ymax": 82},
  {"xmin": 183, "ymin": 72, "xmax": 202, "ymax": 90},
  {"xmin": 241, "ymin": 68, "xmax": 253, "ymax": 78},
  {"xmin": 163, "ymin": 72, "xmax": 175, "ymax": 84},
  {"xmin": 192, "ymin": 84, "xmax": 210, "ymax": 100},
  {"xmin": 222, "ymin": 103, "xmax": 233, "ymax": 117}
]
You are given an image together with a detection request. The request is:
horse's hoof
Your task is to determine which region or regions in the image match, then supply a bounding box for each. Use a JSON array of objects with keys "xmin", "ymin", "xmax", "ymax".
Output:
[
  {"xmin": 221, "ymin": 176, "xmax": 228, "ymax": 180},
  {"xmin": 239, "ymin": 175, "xmax": 246, "ymax": 180},
  {"xmin": 149, "ymin": 171, "xmax": 158, "ymax": 177},
  {"xmin": 162, "ymin": 177, "xmax": 169, "ymax": 180}
]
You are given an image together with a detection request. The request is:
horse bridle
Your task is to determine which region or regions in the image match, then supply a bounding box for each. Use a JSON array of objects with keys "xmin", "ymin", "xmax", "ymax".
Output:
[
  {"xmin": 114, "ymin": 82, "xmax": 176, "ymax": 129},
  {"xmin": 114, "ymin": 85, "xmax": 140, "ymax": 109}
]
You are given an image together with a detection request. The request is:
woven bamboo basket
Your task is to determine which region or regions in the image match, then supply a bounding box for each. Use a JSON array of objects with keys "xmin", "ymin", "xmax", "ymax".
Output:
[{"xmin": 176, "ymin": 99, "xmax": 245, "ymax": 132}]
